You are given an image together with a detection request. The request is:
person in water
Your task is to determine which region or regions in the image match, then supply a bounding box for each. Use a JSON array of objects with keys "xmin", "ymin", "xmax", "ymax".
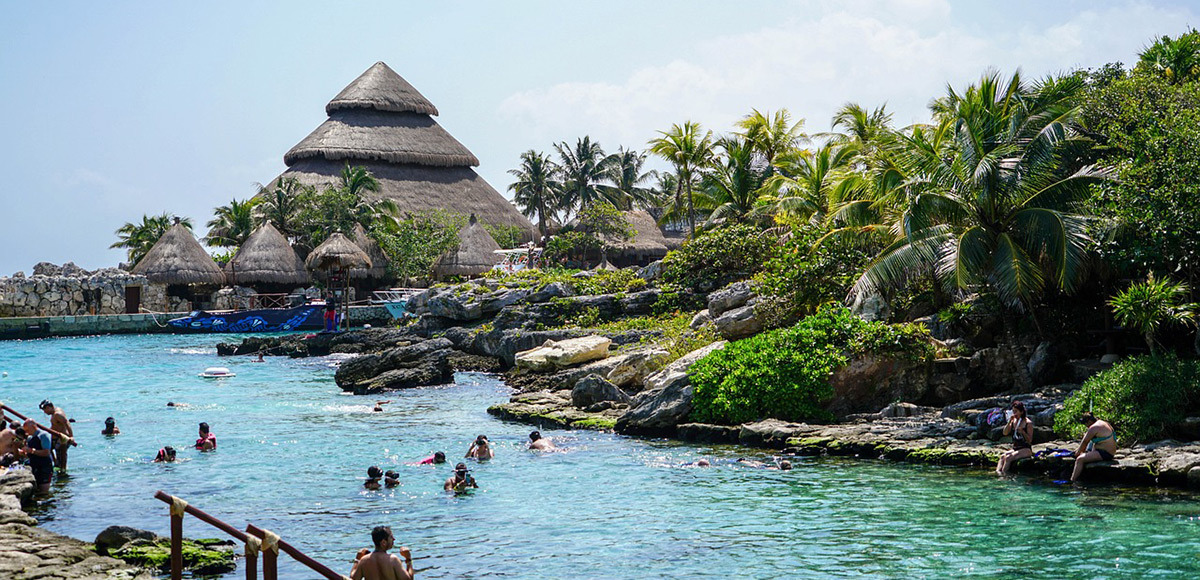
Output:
[
  {"xmin": 39, "ymin": 400, "xmax": 74, "ymax": 473},
  {"xmin": 996, "ymin": 401, "xmax": 1034, "ymax": 474},
  {"xmin": 364, "ymin": 466, "xmax": 383, "ymax": 490},
  {"xmin": 528, "ymin": 431, "xmax": 556, "ymax": 451},
  {"xmin": 154, "ymin": 446, "xmax": 177, "ymax": 463},
  {"xmin": 0, "ymin": 421, "xmax": 23, "ymax": 459},
  {"xmin": 1071, "ymin": 412, "xmax": 1117, "ymax": 482},
  {"xmin": 21, "ymin": 419, "xmax": 54, "ymax": 492},
  {"xmin": 465, "ymin": 435, "xmax": 493, "ymax": 460},
  {"xmin": 417, "ymin": 451, "xmax": 446, "ymax": 465},
  {"xmin": 101, "ymin": 417, "xmax": 120, "ymax": 436},
  {"xmin": 383, "ymin": 470, "xmax": 399, "ymax": 488},
  {"xmin": 350, "ymin": 525, "xmax": 413, "ymax": 580},
  {"xmin": 444, "ymin": 463, "xmax": 478, "ymax": 492},
  {"xmin": 195, "ymin": 422, "xmax": 217, "ymax": 451}
]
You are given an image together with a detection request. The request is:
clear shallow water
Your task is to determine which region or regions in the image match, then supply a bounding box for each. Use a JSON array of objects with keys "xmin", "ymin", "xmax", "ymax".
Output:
[{"xmin": 2, "ymin": 334, "xmax": 1200, "ymax": 579}]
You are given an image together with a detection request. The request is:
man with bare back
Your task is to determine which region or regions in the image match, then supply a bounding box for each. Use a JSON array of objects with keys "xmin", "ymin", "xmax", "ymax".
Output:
[
  {"xmin": 350, "ymin": 526, "xmax": 413, "ymax": 580},
  {"xmin": 39, "ymin": 400, "xmax": 73, "ymax": 472}
]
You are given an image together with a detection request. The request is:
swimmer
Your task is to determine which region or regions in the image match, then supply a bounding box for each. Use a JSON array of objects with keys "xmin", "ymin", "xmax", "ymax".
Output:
[
  {"xmin": 39, "ymin": 400, "xmax": 74, "ymax": 473},
  {"xmin": 253, "ymin": 352, "xmax": 265, "ymax": 363},
  {"xmin": 444, "ymin": 463, "xmax": 477, "ymax": 492},
  {"xmin": 101, "ymin": 417, "xmax": 121, "ymax": 436},
  {"xmin": 365, "ymin": 466, "xmax": 383, "ymax": 490},
  {"xmin": 682, "ymin": 459, "xmax": 712, "ymax": 467},
  {"xmin": 465, "ymin": 435, "xmax": 493, "ymax": 460},
  {"xmin": 154, "ymin": 446, "xmax": 177, "ymax": 463},
  {"xmin": 349, "ymin": 526, "xmax": 413, "ymax": 580},
  {"xmin": 195, "ymin": 422, "xmax": 216, "ymax": 451},
  {"xmin": 166, "ymin": 402, "xmax": 190, "ymax": 408},
  {"xmin": 416, "ymin": 451, "xmax": 446, "ymax": 465},
  {"xmin": 736, "ymin": 458, "xmax": 768, "ymax": 468},
  {"xmin": 528, "ymin": 431, "xmax": 556, "ymax": 451},
  {"xmin": 384, "ymin": 470, "xmax": 399, "ymax": 488},
  {"xmin": 373, "ymin": 400, "xmax": 392, "ymax": 413}
]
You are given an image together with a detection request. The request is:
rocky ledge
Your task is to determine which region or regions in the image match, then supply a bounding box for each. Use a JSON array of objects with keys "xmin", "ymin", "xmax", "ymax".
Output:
[{"xmin": 0, "ymin": 468, "xmax": 151, "ymax": 580}]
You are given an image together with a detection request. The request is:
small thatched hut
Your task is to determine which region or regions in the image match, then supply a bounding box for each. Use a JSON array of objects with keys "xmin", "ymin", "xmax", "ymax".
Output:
[
  {"xmin": 349, "ymin": 224, "xmax": 390, "ymax": 281},
  {"xmin": 268, "ymin": 62, "xmax": 537, "ymax": 241},
  {"xmin": 131, "ymin": 222, "xmax": 226, "ymax": 310},
  {"xmin": 434, "ymin": 215, "xmax": 501, "ymax": 279},
  {"xmin": 306, "ymin": 233, "xmax": 372, "ymax": 272},
  {"xmin": 607, "ymin": 210, "xmax": 671, "ymax": 267},
  {"xmin": 224, "ymin": 223, "xmax": 311, "ymax": 291}
]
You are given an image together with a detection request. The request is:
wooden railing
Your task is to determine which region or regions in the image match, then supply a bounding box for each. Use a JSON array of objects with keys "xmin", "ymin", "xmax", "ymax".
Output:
[
  {"xmin": 247, "ymin": 293, "xmax": 290, "ymax": 310},
  {"xmin": 0, "ymin": 404, "xmax": 73, "ymax": 442},
  {"xmin": 153, "ymin": 491, "xmax": 344, "ymax": 580}
]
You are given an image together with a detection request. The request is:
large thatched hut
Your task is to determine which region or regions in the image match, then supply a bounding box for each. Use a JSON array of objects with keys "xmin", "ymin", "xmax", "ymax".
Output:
[
  {"xmin": 131, "ymin": 222, "xmax": 225, "ymax": 311},
  {"xmin": 223, "ymin": 223, "xmax": 311, "ymax": 291},
  {"xmin": 349, "ymin": 224, "xmax": 390, "ymax": 281},
  {"xmin": 433, "ymin": 215, "xmax": 501, "ymax": 280},
  {"xmin": 608, "ymin": 210, "xmax": 671, "ymax": 267},
  {"xmin": 268, "ymin": 62, "xmax": 537, "ymax": 242}
]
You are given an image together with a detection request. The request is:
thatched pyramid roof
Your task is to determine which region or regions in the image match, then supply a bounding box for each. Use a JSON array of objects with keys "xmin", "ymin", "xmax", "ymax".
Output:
[
  {"xmin": 306, "ymin": 233, "xmax": 372, "ymax": 271},
  {"xmin": 224, "ymin": 223, "xmax": 311, "ymax": 286},
  {"xmin": 270, "ymin": 62, "xmax": 536, "ymax": 239},
  {"xmin": 132, "ymin": 223, "xmax": 226, "ymax": 285},
  {"xmin": 609, "ymin": 210, "xmax": 670, "ymax": 256},
  {"xmin": 350, "ymin": 223, "xmax": 390, "ymax": 280},
  {"xmin": 434, "ymin": 215, "xmax": 501, "ymax": 278}
]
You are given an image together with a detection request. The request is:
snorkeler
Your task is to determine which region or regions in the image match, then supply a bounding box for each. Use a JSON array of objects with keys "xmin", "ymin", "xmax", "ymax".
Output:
[
  {"xmin": 384, "ymin": 470, "xmax": 399, "ymax": 488},
  {"xmin": 444, "ymin": 463, "xmax": 478, "ymax": 492},
  {"xmin": 528, "ymin": 431, "xmax": 556, "ymax": 451},
  {"xmin": 465, "ymin": 435, "xmax": 493, "ymax": 460},
  {"xmin": 101, "ymin": 417, "xmax": 120, "ymax": 436},
  {"xmin": 195, "ymin": 422, "xmax": 217, "ymax": 451},
  {"xmin": 417, "ymin": 451, "xmax": 446, "ymax": 465},
  {"xmin": 365, "ymin": 466, "xmax": 383, "ymax": 490},
  {"xmin": 154, "ymin": 446, "xmax": 177, "ymax": 462}
]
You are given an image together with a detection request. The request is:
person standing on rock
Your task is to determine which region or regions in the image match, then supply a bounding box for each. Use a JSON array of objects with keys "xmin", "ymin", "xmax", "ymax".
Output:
[
  {"xmin": 22, "ymin": 418, "xmax": 54, "ymax": 492},
  {"xmin": 465, "ymin": 435, "xmax": 493, "ymax": 460},
  {"xmin": 350, "ymin": 525, "xmax": 414, "ymax": 580},
  {"xmin": 1070, "ymin": 412, "xmax": 1117, "ymax": 482},
  {"xmin": 528, "ymin": 431, "xmax": 556, "ymax": 451},
  {"xmin": 996, "ymin": 401, "xmax": 1034, "ymax": 475},
  {"xmin": 39, "ymin": 400, "xmax": 74, "ymax": 473}
]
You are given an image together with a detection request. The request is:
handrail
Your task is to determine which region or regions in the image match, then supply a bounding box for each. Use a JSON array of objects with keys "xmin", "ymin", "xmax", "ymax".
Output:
[
  {"xmin": 153, "ymin": 491, "xmax": 344, "ymax": 580},
  {"xmin": 0, "ymin": 404, "xmax": 74, "ymax": 442}
]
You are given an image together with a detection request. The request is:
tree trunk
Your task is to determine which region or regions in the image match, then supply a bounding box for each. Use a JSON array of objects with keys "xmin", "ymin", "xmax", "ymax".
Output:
[{"xmin": 686, "ymin": 180, "xmax": 696, "ymax": 238}]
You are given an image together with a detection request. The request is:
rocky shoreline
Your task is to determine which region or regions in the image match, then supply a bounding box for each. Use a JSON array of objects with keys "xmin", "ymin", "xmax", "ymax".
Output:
[{"xmin": 0, "ymin": 468, "xmax": 151, "ymax": 580}]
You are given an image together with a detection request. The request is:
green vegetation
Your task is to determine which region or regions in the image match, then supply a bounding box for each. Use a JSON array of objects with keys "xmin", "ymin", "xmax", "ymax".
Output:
[
  {"xmin": 689, "ymin": 308, "xmax": 932, "ymax": 425},
  {"xmin": 660, "ymin": 224, "xmax": 776, "ymax": 291},
  {"xmin": 753, "ymin": 226, "xmax": 874, "ymax": 328},
  {"xmin": 1109, "ymin": 276, "xmax": 1197, "ymax": 355},
  {"xmin": 371, "ymin": 210, "xmax": 466, "ymax": 284},
  {"xmin": 483, "ymin": 223, "xmax": 526, "ymax": 249},
  {"xmin": 110, "ymin": 539, "xmax": 235, "ymax": 574},
  {"xmin": 1056, "ymin": 355, "xmax": 1200, "ymax": 443},
  {"xmin": 204, "ymin": 197, "xmax": 260, "ymax": 248},
  {"xmin": 110, "ymin": 213, "xmax": 194, "ymax": 265}
]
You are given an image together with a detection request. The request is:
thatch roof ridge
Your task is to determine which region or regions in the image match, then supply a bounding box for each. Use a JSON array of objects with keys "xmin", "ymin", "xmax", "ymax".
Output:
[
  {"xmin": 224, "ymin": 223, "xmax": 311, "ymax": 286},
  {"xmin": 326, "ymin": 62, "xmax": 439, "ymax": 116},
  {"xmin": 611, "ymin": 210, "xmax": 671, "ymax": 253},
  {"xmin": 306, "ymin": 232, "xmax": 372, "ymax": 270},
  {"xmin": 350, "ymin": 223, "xmax": 390, "ymax": 279},
  {"xmin": 434, "ymin": 214, "xmax": 501, "ymax": 278},
  {"xmin": 284, "ymin": 110, "xmax": 479, "ymax": 167},
  {"xmin": 131, "ymin": 223, "xmax": 226, "ymax": 285},
  {"xmin": 273, "ymin": 159, "xmax": 537, "ymax": 239}
]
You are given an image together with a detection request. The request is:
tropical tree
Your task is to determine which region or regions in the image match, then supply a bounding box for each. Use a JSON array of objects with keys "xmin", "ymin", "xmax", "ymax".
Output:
[
  {"xmin": 1138, "ymin": 29, "xmax": 1200, "ymax": 84},
  {"xmin": 601, "ymin": 147, "xmax": 657, "ymax": 211},
  {"xmin": 850, "ymin": 70, "xmax": 1111, "ymax": 310},
  {"xmin": 648, "ymin": 121, "xmax": 714, "ymax": 236},
  {"xmin": 734, "ymin": 108, "xmax": 806, "ymax": 166},
  {"xmin": 554, "ymin": 137, "xmax": 613, "ymax": 214},
  {"xmin": 508, "ymin": 150, "xmax": 560, "ymax": 239},
  {"xmin": 761, "ymin": 142, "xmax": 861, "ymax": 226},
  {"xmin": 338, "ymin": 163, "xmax": 382, "ymax": 198},
  {"xmin": 111, "ymin": 213, "xmax": 193, "ymax": 265},
  {"xmin": 695, "ymin": 136, "xmax": 769, "ymax": 226},
  {"xmin": 1109, "ymin": 275, "xmax": 1198, "ymax": 356},
  {"xmin": 254, "ymin": 177, "xmax": 311, "ymax": 240},
  {"xmin": 205, "ymin": 198, "xmax": 261, "ymax": 248},
  {"xmin": 829, "ymin": 103, "xmax": 893, "ymax": 161},
  {"xmin": 294, "ymin": 166, "xmax": 394, "ymax": 250}
]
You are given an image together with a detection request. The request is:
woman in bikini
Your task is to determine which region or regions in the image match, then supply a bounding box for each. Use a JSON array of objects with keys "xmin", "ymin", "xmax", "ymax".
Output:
[
  {"xmin": 1071, "ymin": 412, "xmax": 1116, "ymax": 482},
  {"xmin": 996, "ymin": 401, "xmax": 1034, "ymax": 474}
]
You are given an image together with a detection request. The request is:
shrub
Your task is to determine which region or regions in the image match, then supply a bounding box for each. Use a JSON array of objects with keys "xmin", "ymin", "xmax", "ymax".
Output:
[
  {"xmin": 483, "ymin": 223, "xmax": 526, "ymax": 249},
  {"xmin": 661, "ymin": 224, "xmax": 777, "ymax": 291},
  {"xmin": 1055, "ymin": 354, "xmax": 1200, "ymax": 443},
  {"xmin": 753, "ymin": 227, "xmax": 873, "ymax": 328},
  {"xmin": 689, "ymin": 308, "xmax": 932, "ymax": 425}
]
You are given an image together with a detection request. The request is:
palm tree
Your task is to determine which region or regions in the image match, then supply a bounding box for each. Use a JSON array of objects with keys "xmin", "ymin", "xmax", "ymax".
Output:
[
  {"xmin": 829, "ymin": 103, "xmax": 893, "ymax": 161},
  {"xmin": 851, "ymin": 70, "xmax": 1111, "ymax": 310},
  {"xmin": 111, "ymin": 213, "xmax": 193, "ymax": 265},
  {"xmin": 734, "ymin": 108, "xmax": 807, "ymax": 166},
  {"xmin": 254, "ymin": 177, "xmax": 310, "ymax": 240},
  {"xmin": 695, "ymin": 136, "xmax": 769, "ymax": 226},
  {"xmin": 601, "ymin": 147, "xmax": 657, "ymax": 211},
  {"xmin": 508, "ymin": 150, "xmax": 560, "ymax": 239},
  {"xmin": 1138, "ymin": 30, "xmax": 1200, "ymax": 84},
  {"xmin": 205, "ymin": 198, "xmax": 261, "ymax": 248},
  {"xmin": 339, "ymin": 164, "xmax": 382, "ymax": 198},
  {"xmin": 554, "ymin": 137, "xmax": 612, "ymax": 215},
  {"xmin": 648, "ymin": 121, "xmax": 714, "ymax": 236},
  {"xmin": 761, "ymin": 142, "xmax": 861, "ymax": 225}
]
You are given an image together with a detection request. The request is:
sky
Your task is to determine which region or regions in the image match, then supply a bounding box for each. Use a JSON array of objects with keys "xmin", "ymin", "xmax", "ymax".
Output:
[{"xmin": 1, "ymin": 0, "xmax": 1196, "ymax": 275}]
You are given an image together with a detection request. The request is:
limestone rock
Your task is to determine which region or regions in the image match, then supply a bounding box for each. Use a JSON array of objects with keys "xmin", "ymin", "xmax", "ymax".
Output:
[
  {"xmin": 481, "ymin": 288, "xmax": 530, "ymax": 314},
  {"xmin": 637, "ymin": 260, "xmax": 663, "ymax": 282},
  {"xmin": 427, "ymin": 289, "xmax": 483, "ymax": 321},
  {"xmin": 527, "ymin": 281, "xmax": 575, "ymax": 303},
  {"xmin": 515, "ymin": 336, "xmax": 612, "ymax": 371},
  {"xmin": 572, "ymin": 374, "xmax": 631, "ymax": 408},
  {"xmin": 712, "ymin": 304, "xmax": 762, "ymax": 340},
  {"xmin": 707, "ymin": 281, "xmax": 756, "ymax": 317},
  {"xmin": 334, "ymin": 338, "xmax": 454, "ymax": 392},
  {"xmin": 94, "ymin": 526, "xmax": 161, "ymax": 556},
  {"xmin": 689, "ymin": 309, "xmax": 712, "ymax": 330},
  {"xmin": 619, "ymin": 289, "xmax": 660, "ymax": 316},
  {"xmin": 1026, "ymin": 341, "xmax": 1058, "ymax": 386},
  {"xmin": 616, "ymin": 341, "xmax": 727, "ymax": 435},
  {"xmin": 850, "ymin": 292, "xmax": 890, "ymax": 322}
]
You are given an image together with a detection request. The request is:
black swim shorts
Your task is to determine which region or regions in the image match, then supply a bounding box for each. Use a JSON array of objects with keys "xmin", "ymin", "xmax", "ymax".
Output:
[
  {"xmin": 31, "ymin": 466, "xmax": 52, "ymax": 485},
  {"xmin": 1097, "ymin": 449, "xmax": 1114, "ymax": 462}
]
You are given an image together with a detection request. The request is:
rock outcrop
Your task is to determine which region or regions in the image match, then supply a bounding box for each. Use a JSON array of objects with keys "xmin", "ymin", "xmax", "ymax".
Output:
[
  {"xmin": 334, "ymin": 338, "xmax": 454, "ymax": 394},
  {"xmin": 514, "ymin": 336, "xmax": 612, "ymax": 372},
  {"xmin": 615, "ymin": 341, "xmax": 727, "ymax": 436}
]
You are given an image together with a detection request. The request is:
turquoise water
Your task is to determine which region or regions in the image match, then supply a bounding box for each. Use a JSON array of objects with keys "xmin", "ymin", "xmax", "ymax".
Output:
[{"xmin": 2, "ymin": 334, "xmax": 1200, "ymax": 579}]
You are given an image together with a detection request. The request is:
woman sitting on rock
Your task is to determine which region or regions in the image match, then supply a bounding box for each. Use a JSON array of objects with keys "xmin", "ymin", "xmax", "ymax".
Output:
[
  {"xmin": 996, "ymin": 401, "xmax": 1033, "ymax": 474},
  {"xmin": 1071, "ymin": 412, "xmax": 1117, "ymax": 482}
]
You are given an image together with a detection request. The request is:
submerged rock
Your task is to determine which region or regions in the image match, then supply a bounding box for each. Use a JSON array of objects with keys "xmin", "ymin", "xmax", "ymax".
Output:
[{"xmin": 334, "ymin": 338, "xmax": 454, "ymax": 394}]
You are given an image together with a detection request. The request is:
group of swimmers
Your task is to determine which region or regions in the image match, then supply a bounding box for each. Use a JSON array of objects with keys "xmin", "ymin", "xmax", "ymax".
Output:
[
  {"xmin": 0, "ymin": 400, "xmax": 76, "ymax": 491},
  {"xmin": 361, "ymin": 431, "xmax": 558, "ymax": 494},
  {"xmin": 994, "ymin": 401, "xmax": 1118, "ymax": 482}
]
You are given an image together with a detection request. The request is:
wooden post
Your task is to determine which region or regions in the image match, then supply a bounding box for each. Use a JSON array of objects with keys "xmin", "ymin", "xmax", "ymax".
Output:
[
  {"xmin": 263, "ymin": 549, "xmax": 277, "ymax": 580},
  {"xmin": 170, "ymin": 510, "xmax": 183, "ymax": 580},
  {"xmin": 246, "ymin": 551, "xmax": 258, "ymax": 580}
]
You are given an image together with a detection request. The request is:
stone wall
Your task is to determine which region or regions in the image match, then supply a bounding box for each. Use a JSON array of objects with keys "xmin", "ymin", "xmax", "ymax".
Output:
[{"xmin": 0, "ymin": 262, "xmax": 168, "ymax": 318}]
